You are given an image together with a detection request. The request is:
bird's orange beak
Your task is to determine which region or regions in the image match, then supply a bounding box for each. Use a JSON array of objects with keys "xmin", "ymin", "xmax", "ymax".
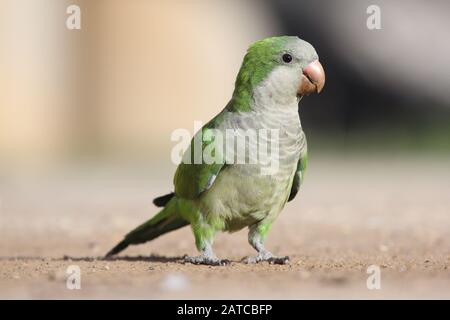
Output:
[{"xmin": 298, "ymin": 60, "xmax": 325, "ymax": 96}]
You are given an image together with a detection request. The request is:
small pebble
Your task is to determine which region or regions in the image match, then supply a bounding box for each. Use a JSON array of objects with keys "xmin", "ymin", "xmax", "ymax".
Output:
[
  {"xmin": 160, "ymin": 273, "xmax": 189, "ymax": 292},
  {"xmin": 399, "ymin": 266, "xmax": 407, "ymax": 272}
]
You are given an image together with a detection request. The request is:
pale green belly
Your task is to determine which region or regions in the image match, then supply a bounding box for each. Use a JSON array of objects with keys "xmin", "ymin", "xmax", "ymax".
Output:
[
  {"xmin": 197, "ymin": 163, "xmax": 296, "ymax": 232},
  {"xmin": 196, "ymin": 110, "xmax": 304, "ymax": 232}
]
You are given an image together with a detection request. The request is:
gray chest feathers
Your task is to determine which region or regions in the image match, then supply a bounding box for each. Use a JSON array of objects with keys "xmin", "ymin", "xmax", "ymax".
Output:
[{"xmin": 218, "ymin": 108, "xmax": 305, "ymax": 178}]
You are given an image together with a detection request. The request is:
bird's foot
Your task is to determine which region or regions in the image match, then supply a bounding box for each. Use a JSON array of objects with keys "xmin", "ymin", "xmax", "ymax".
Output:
[
  {"xmin": 243, "ymin": 251, "xmax": 289, "ymax": 265},
  {"xmin": 183, "ymin": 254, "xmax": 230, "ymax": 266}
]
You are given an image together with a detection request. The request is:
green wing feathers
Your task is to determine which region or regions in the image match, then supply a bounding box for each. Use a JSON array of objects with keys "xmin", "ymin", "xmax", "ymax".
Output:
[
  {"xmin": 106, "ymin": 113, "xmax": 228, "ymax": 257},
  {"xmin": 174, "ymin": 162, "xmax": 223, "ymax": 199},
  {"xmin": 288, "ymin": 152, "xmax": 308, "ymax": 202},
  {"xmin": 174, "ymin": 114, "xmax": 226, "ymax": 199}
]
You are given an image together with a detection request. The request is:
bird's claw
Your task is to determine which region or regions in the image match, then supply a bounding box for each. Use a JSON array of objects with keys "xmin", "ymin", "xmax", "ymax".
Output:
[
  {"xmin": 243, "ymin": 253, "xmax": 290, "ymax": 265},
  {"xmin": 183, "ymin": 254, "xmax": 230, "ymax": 266}
]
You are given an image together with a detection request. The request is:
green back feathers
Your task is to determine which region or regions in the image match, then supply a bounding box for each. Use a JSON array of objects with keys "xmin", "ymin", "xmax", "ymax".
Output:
[
  {"xmin": 174, "ymin": 36, "xmax": 301, "ymax": 199},
  {"xmin": 227, "ymin": 36, "xmax": 293, "ymax": 112},
  {"xmin": 174, "ymin": 112, "xmax": 226, "ymax": 199}
]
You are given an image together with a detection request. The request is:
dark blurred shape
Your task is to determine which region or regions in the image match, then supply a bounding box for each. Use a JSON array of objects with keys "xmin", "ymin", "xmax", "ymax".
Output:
[{"xmin": 269, "ymin": 0, "xmax": 450, "ymax": 151}]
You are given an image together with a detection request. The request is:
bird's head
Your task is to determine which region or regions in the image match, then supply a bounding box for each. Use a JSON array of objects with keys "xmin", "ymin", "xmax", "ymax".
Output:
[{"xmin": 230, "ymin": 36, "xmax": 325, "ymax": 112}]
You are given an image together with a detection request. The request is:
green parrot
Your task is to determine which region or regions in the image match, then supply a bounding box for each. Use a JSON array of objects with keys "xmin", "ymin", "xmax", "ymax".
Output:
[{"xmin": 106, "ymin": 36, "xmax": 325, "ymax": 265}]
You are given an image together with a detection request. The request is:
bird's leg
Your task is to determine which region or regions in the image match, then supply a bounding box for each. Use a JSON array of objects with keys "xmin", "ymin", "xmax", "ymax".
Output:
[
  {"xmin": 244, "ymin": 223, "xmax": 289, "ymax": 265},
  {"xmin": 184, "ymin": 241, "xmax": 228, "ymax": 266},
  {"xmin": 184, "ymin": 221, "xmax": 229, "ymax": 266}
]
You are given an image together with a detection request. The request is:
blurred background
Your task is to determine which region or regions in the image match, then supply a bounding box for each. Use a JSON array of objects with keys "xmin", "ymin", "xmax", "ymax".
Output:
[
  {"xmin": 1, "ymin": 0, "xmax": 449, "ymax": 299},
  {"xmin": 1, "ymin": 0, "xmax": 449, "ymax": 169}
]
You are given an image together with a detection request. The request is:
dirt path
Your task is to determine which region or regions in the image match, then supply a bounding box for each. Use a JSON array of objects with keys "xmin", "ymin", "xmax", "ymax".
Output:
[{"xmin": 1, "ymin": 156, "xmax": 450, "ymax": 299}]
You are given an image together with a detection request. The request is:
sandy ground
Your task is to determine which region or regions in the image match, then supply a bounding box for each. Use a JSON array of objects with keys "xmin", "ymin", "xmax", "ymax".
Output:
[{"xmin": 1, "ymin": 155, "xmax": 450, "ymax": 299}]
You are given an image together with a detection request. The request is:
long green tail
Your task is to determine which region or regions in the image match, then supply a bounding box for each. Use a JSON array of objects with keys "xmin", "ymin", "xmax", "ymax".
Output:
[{"xmin": 105, "ymin": 198, "xmax": 188, "ymax": 257}]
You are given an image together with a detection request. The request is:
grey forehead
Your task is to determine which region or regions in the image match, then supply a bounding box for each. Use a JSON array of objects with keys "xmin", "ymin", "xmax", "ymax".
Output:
[{"xmin": 285, "ymin": 37, "xmax": 318, "ymax": 62}]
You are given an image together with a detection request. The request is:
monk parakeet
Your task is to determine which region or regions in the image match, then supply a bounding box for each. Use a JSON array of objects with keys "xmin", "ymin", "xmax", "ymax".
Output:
[{"xmin": 106, "ymin": 36, "xmax": 325, "ymax": 265}]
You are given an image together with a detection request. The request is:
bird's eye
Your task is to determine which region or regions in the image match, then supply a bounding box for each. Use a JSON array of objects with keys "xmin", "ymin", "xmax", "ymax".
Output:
[{"xmin": 282, "ymin": 53, "xmax": 292, "ymax": 63}]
